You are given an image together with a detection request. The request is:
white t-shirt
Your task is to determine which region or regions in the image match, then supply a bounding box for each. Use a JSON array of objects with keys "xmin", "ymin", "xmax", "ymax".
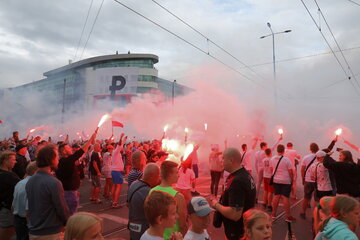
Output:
[
  {"xmin": 184, "ymin": 230, "xmax": 211, "ymax": 240},
  {"xmin": 242, "ymin": 150, "xmax": 254, "ymax": 172},
  {"xmin": 270, "ymin": 155, "xmax": 293, "ymax": 184},
  {"xmin": 263, "ymin": 157, "xmax": 272, "ymax": 178},
  {"xmin": 111, "ymin": 145, "xmax": 124, "ymax": 171},
  {"xmin": 176, "ymin": 168, "xmax": 195, "ymax": 189},
  {"xmin": 102, "ymin": 152, "xmax": 112, "ymax": 172},
  {"xmin": 301, "ymin": 154, "xmax": 316, "ymax": 183},
  {"xmin": 140, "ymin": 230, "xmax": 163, "ymax": 240},
  {"xmin": 309, "ymin": 162, "xmax": 332, "ymax": 191},
  {"xmin": 284, "ymin": 149, "xmax": 300, "ymax": 169}
]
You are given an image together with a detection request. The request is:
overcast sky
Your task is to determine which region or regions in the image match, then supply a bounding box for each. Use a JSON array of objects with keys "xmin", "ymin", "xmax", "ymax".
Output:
[{"xmin": 1, "ymin": 0, "xmax": 360, "ymax": 138}]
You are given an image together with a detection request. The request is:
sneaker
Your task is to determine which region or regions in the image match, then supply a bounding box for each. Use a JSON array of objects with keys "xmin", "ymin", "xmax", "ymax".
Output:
[
  {"xmin": 285, "ymin": 216, "xmax": 297, "ymax": 222},
  {"xmin": 112, "ymin": 202, "xmax": 121, "ymax": 208},
  {"xmin": 300, "ymin": 213, "xmax": 306, "ymax": 219}
]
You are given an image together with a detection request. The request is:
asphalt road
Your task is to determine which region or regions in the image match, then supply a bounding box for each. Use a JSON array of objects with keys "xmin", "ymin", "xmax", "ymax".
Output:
[{"xmin": 77, "ymin": 170, "xmax": 320, "ymax": 240}]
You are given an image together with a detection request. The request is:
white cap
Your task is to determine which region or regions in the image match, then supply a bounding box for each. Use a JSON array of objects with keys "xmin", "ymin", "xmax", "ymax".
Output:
[{"xmin": 316, "ymin": 150, "xmax": 326, "ymax": 158}]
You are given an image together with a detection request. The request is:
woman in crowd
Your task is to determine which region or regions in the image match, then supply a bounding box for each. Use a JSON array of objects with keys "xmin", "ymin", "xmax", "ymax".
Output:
[
  {"xmin": 323, "ymin": 150, "xmax": 360, "ymax": 197},
  {"xmin": 209, "ymin": 144, "xmax": 223, "ymax": 197},
  {"xmin": 241, "ymin": 209, "xmax": 272, "ymax": 240},
  {"xmin": 313, "ymin": 196, "xmax": 333, "ymax": 237},
  {"xmin": 64, "ymin": 212, "xmax": 104, "ymax": 240},
  {"xmin": 315, "ymin": 195, "xmax": 359, "ymax": 240},
  {"xmin": 175, "ymin": 158, "xmax": 195, "ymax": 204}
]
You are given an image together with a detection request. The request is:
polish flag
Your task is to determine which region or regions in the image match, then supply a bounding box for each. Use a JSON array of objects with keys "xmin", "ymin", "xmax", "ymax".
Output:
[{"xmin": 112, "ymin": 120, "xmax": 124, "ymax": 128}]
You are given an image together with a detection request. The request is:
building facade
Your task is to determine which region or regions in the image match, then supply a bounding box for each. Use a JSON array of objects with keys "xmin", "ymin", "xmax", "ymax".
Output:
[{"xmin": 8, "ymin": 53, "xmax": 191, "ymax": 114}]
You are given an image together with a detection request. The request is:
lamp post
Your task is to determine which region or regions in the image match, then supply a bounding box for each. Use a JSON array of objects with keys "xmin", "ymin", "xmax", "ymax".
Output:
[
  {"xmin": 260, "ymin": 23, "xmax": 291, "ymax": 107},
  {"xmin": 172, "ymin": 79, "xmax": 176, "ymax": 106}
]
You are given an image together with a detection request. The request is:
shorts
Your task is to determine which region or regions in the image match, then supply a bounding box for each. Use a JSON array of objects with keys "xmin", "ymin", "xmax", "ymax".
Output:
[
  {"xmin": 111, "ymin": 171, "xmax": 124, "ymax": 184},
  {"xmin": 263, "ymin": 177, "xmax": 274, "ymax": 193},
  {"xmin": 273, "ymin": 183, "xmax": 292, "ymax": 198},
  {"xmin": 0, "ymin": 207, "xmax": 14, "ymax": 227},
  {"xmin": 315, "ymin": 190, "xmax": 333, "ymax": 202},
  {"xmin": 304, "ymin": 182, "xmax": 316, "ymax": 200},
  {"xmin": 90, "ymin": 174, "xmax": 101, "ymax": 188}
]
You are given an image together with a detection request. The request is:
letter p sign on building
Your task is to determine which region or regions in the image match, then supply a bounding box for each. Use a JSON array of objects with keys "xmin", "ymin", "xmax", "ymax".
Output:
[{"xmin": 109, "ymin": 76, "xmax": 126, "ymax": 100}]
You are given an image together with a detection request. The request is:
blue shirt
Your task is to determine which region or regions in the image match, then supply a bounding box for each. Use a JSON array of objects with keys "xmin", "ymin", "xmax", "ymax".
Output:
[{"xmin": 12, "ymin": 176, "xmax": 31, "ymax": 217}]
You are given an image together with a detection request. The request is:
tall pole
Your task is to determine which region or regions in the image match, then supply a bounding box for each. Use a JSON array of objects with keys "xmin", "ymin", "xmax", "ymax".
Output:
[
  {"xmin": 172, "ymin": 79, "xmax": 176, "ymax": 106},
  {"xmin": 61, "ymin": 79, "xmax": 67, "ymax": 124}
]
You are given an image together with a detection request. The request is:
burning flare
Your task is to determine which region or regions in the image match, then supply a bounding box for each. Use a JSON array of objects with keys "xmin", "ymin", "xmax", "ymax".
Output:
[
  {"xmin": 29, "ymin": 128, "xmax": 36, "ymax": 133},
  {"xmin": 183, "ymin": 143, "xmax": 194, "ymax": 161},
  {"xmin": 335, "ymin": 128, "xmax": 343, "ymax": 136},
  {"xmin": 278, "ymin": 128, "xmax": 284, "ymax": 135},
  {"xmin": 204, "ymin": 123, "xmax": 208, "ymax": 131},
  {"xmin": 184, "ymin": 127, "xmax": 189, "ymax": 133},
  {"xmin": 97, "ymin": 114, "xmax": 111, "ymax": 127},
  {"xmin": 163, "ymin": 125, "xmax": 169, "ymax": 133}
]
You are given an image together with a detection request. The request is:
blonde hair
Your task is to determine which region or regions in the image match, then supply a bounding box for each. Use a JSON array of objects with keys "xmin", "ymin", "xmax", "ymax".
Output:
[
  {"xmin": 313, "ymin": 196, "xmax": 334, "ymax": 235},
  {"xmin": 243, "ymin": 209, "xmax": 271, "ymax": 237},
  {"xmin": 64, "ymin": 212, "xmax": 103, "ymax": 240},
  {"xmin": 319, "ymin": 195, "xmax": 359, "ymax": 232}
]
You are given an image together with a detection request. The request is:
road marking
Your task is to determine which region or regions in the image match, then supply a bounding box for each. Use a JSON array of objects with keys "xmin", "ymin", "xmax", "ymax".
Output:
[
  {"xmin": 273, "ymin": 198, "xmax": 303, "ymax": 222},
  {"xmin": 99, "ymin": 213, "xmax": 128, "ymax": 225}
]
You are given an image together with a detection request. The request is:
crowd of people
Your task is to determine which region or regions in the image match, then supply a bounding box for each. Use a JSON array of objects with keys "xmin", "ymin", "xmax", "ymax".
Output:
[{"xmin": 1, "ymin": 129, "xmax": 360, "ymax": 240}]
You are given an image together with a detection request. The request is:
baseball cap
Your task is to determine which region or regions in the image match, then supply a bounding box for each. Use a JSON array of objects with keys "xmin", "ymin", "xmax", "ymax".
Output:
[
  {"xmin": 15, "ymin": 144, "xmax": 27, "ymax": 152},
  {"xmin": 187, "ymin": 197, "xmax": 214, "ymax": 217},
  {"xmin": 316, "ymin": 150, "xmax": 326, "ymax": 158}
]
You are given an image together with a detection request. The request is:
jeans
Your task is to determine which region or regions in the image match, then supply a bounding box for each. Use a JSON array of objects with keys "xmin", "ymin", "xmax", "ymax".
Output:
[
  {"xmin": 210, "ymin": 171, "xmax": 222, "ymax": 196},
  {"xmin": 64, "ymin": 191, "xmax": 79, "ymax": 215}
]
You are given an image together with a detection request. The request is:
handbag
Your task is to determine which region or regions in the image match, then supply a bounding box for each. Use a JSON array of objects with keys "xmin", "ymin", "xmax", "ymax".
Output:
[{"xmin": 270, "ymin": 156, "xmax": 283, "ymax": 185}]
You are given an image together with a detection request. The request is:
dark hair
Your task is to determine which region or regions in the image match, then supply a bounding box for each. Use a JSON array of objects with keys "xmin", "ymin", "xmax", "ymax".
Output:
[
  {"xmin": 287, "ymin": 142, "xmax": 293, "ymax": 147},
  {"xmin": 277, "ymin": 144, "xmax": 285, "ymax": 153},
  {"xmin": 265, "ymin": 148, "xmax": 271, "ymax": 156},
  {"xmin": 58, "ymin": 143, "xmax": 67, "ymax": 154},
  {"xmin": 241, "ymin": 144, "xmax": 247, "ymax": 151},
  {"xmin": 260, "ymin": 142, "xmax": 267, "ymax": 149},
  {"xmin": 310, "ymin": 143, "xmax": 319, "ymax": 153},
  {"xmin": 144, "ymin": 191, "xmax": 176, "ymax": 225},
  {"xmin": 37, "ymin": 144, "xmax": 58, "ymax": 168},
  {"xmin": 340, "ymin": 150, "xmax": 355, "ymax": 164},
  {"xmin": 160, "ymin": 161, "xmax": 178, "ymax": 180}
]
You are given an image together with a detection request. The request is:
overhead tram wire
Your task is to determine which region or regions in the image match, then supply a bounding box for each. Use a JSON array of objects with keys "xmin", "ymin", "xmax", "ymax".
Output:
[
  {"xmin": 347, "ymin": 0, "xmax": 360, "ymax": 7},
  {"xmin": 314, "ymin": 0, "xmax": 360, "ymax": 89},
  {"xmin": 74, "ymin": 0, "xmax": 94, "ymax": 61},
  {"xmin": 150, "ymin": 0, "xmax": 266, "ymax": 83},
  {"xmin": 80, "ymin": 0, "xmax": 105, "ymax": 60},
  {"xmin": 112, "ymin": 0, "xmax": 268, "ymax": 90},
  {"xmin": 300, "ymin": 0, "xmax": 360, "ymax": 95}
]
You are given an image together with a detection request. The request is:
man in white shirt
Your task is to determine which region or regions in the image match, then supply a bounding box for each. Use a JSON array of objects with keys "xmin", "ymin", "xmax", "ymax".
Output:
[
  {"xmin": 300, "ymin": 142, "xmax": 319, "ymax": 219},
  {"xmin": 241, "ymin": 138, "xmax": 258, "ymax": 175},
  {"xmin": 254, "ymin": 136, "xmax": 282, "ymax": 202},
  {"xmin": 270, "ymin": 144, "xmax": 295, "ymax": 222},
  {"xmin": 284, "ymin": 142, "xmax": 301, "ymax": 199}
]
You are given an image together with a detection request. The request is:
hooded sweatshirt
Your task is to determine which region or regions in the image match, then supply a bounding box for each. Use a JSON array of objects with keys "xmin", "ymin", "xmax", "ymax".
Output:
[{"xmin": 315, "ymin": 217, "xmax": 358, "ymax": 240}]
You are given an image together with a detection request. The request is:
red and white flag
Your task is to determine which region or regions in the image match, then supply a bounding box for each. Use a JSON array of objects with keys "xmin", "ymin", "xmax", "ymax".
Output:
[{"xmin": 112, "ymin": 120, "xmax": 124, "ymax": 128}]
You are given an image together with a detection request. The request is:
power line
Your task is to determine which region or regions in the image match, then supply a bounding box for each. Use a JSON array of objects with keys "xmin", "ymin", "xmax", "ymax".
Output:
[
  {"xmin": 150, "ymin": 0, "xmax": 266, "ymax": 84},
  {"xmin": 80, "ymin": 0, "xmax": 105, "ymax": 60},
  {"xmin": 74, "ymin": 0, "xmax": 94, "ymax": 61},
  {"xmin": 314, "ymin": 0, "xmax": 360, "ymax": 89},
  {"xmin": 112, "ymin": 0, "xmax": 267, "ymax": 90},
  {"xmin": 300, "ymin": 0, "xmax": 360, "ymax": 95},
  {"xmin": 347, "ymin": 0, "xmax": 360, "ymax": 7}
]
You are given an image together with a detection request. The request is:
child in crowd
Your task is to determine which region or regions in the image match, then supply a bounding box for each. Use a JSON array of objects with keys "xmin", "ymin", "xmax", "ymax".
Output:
[
  {"xmin": 262, "ymin": 148, "xmax": 273, "ymax": 212},
  {"xmin": 184, "ymin": 196, "xmax": 214, "ymax": 240},
  {"xmin": 313, "ymin": 196, "xmax": 333, "ymax": 237},
  {"xmin": 176, "ymin": 159, "xmax": 196, "ymax": 204},
  {"xmin": 241, "ymin": 209, "xmax": 272, "ymax": 240},
  {"xmin": 315, "ymin": 195, "xmax": 359, "ymax": 240},
  {"xmin": 64, "ymin": 212, "xmax": 104, "ymax": 240},
  {"xmin": 141, "ymin": 191, "xmax": 183, "ymax": 240}
]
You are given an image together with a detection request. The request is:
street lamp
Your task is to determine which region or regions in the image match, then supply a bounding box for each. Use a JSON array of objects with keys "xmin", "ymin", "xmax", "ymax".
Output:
[
  {"xmin": 260, "ymin": 22, "xmax": 291, "ymax": 107},
  {"xmin": 172, "ymin": 79, "xmax": 177, "ymax": 106}
]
